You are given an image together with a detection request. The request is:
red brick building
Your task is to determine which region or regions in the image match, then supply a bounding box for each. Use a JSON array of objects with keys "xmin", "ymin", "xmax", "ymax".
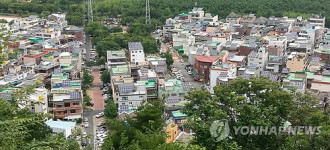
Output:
[{"xmin": 193, "ymin": 55, "xmax": 220, "ymax": 83}]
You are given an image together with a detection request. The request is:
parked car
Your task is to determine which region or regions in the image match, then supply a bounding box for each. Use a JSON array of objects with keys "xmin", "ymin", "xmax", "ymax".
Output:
[
  {"xmin": 84, "ymin": 117, "xmax": 88, "ymax": 122},
  {"xmin": 97, "ymin": 122, "xmax": 105, "ymax": 127},
  {"xmin": 180, "ymin": 59, "xmax": 184, "ymax": 63},
  {"xmin": 84, "ymin": 122, "xmax": 89, "ymax": 128},
  {"xmin": 81, "ymin": 140, "xmax": 87, "ymax": 146},
  {"xmin": 188, "ymin": 71, "xmax": 192, "ymax": 75},
  {"xmin": 82, "ymin": 132, "xmax": 87, "ymax": 138}
]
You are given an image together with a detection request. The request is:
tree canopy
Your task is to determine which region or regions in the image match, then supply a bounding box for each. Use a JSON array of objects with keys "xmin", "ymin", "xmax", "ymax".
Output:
[
  {"xmin": 0, "ymin": 98, "xmax": 79, "ymax": 150},
  {"xmin": 182, "ymin": 77, "xmax": 330, "ymax": 150}
]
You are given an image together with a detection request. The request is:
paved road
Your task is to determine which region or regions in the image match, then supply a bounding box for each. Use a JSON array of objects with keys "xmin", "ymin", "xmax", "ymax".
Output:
[
  {"xmin": 85, "ymin": 33, "xmax": 91, "ymax": 61},
  {"xmin": 173, "ymin": 61, "xmax": 203, "ymax": 89},
  {"xmin": 83, "ymin": 69, "xmax": 105, "ymax": 149}
]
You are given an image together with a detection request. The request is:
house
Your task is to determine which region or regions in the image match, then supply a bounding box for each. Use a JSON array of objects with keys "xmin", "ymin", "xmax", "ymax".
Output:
[
  {"xmin": 128, "ymin": 42, "xmax": 145, "ymax": 63},
  {"xmin": 52, "ymin": 91, "xmax": 82, "ymax": 120},
  {"xmin": 45, "ymin": 120, "xmax": 76, "ymax": 138},
  {"xmin": 266, "ymin": 56, "xmax": 285, "ymax": 73},
  {"xmin": 226, "ymin": 12, "xmax": 241, "ymax": 23},
  {"xmin": 286, "ymin": 52, "xmax": 307, "ymax": 72},
  {"xmin": 308, "ymin": 14, "xmax": 325, "ymax": 29},
  {"xmin": 170, "ymin": 110, "xmax": 188, "ymax": 130},
  {"xmin": 188, "ymin": 8, "xmax": 205, "ymax": 21},
  {"xmin": 24, "ymin": 50, "xmax": 50, "ymax": 65},
  {"xmin": 137, "ymin": 80, "xmax": 157, "ymax": 99},
  {"xmin": 193, "ymin": 55, "xmax": 220, "ymax": 82},
  {"xmin": 146, "ymin": 56, "xmax": 167, "ymax": 77},
  {"xmin": 59, "ymin": 52, "xmax": 81, "ymax": 79},
  {"xmin": 209, "ymin": 62, "xmax": 236, "ymax": 93},
  {"xmin": 106, "ymin": 50, "xmax": 127, "ymax": 69},
  {"xmin": 117, "ymin": 83, "xmax": 147, "ymax": 111},
  {"xmin": 248, "ymin": 47, "xmax": 268, "ymax": 70},
  {"xmin": 314, "ymin": 44, "xmax": 330, "ymax": 63},
  {"xmin": 63, "ymin": 26, "xmax": 84, "ymax": 41},
  {"xmin": 166, "ymin": 124, "xmax": 179, "ymax": 143},
  {"xmin": 311, "ymin": 73, "xmax": 330, "ymax": 92},
  {"xmin": 240, "ymin": 14, "xmax": 256, "ymax": 24},
  {"xmin": 21, "ymin": 88, "xmax": 48, "ymax": 114},
  {"xmin": 283, "ymin": 72, "xmax": 306, "ymax": 93},
  {"xmin": 267, "ymin": 36, "xmax": 287, "ymax": 57},
  {"xmin": 159, "ymin": 79, "xmax": 191, "ymax": 111}
]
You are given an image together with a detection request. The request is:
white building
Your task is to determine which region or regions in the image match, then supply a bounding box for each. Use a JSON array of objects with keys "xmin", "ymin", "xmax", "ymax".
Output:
[
  {"xmin": 128, "ymin": 42, "xmax": 145, "ymax": 63},
  {"xmin": 45, "ymin": 120, "xmax": 76, "ymax": 138},
  {"xmin": 117, "ymin": 83, "xmax": 147, "ymax": 110},
  {"xmin": 188, "ymin": 8, "xmax": 205, "ymax": 21},
  {"xmin": 248, "ymin": 47, "xmax": 268, "ymax": 70},
  {"xmin": 25, "ymin": 88, "xmax": 48, "ymax": 114},
  {"xmin": 209, "ymin": 62, "xmax": 236, "ymax": 93},
  {"xmin": 308, "ymin": 14, "xmax": 325, "ymax": 29}
]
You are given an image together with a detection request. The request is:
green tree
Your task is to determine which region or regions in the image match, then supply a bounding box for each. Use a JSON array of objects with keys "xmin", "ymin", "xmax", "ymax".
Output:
[
  {"xmin": 161, "ymin": 51, "xmax": 173, "ymax": 67},
  {"xmin": 97, "ymin": 56, "xmax": 106, "ymax": 66},
  {"xmin": 105, "ymin": 100, "xmax": 117, "ymax": 119},
  {"xmin": 183, "ymin": 77, "xmax": 330, "ymax": 150},
  {"xmin": 109, "ymin": 26, "xmax": 123, "ymax": 33},
  {"xmin": 101, "ymin": 69, "xmax": 111, "ymax": 84},
  {"xmin": 82, "ymin": 69, "xmax": 93, "ymax": 90}
]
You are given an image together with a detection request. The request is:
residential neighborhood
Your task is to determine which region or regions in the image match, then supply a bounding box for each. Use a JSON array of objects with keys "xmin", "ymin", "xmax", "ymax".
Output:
[{"xmin": 0, "ymin": 1, "xmax": 329, "ymax": 150}]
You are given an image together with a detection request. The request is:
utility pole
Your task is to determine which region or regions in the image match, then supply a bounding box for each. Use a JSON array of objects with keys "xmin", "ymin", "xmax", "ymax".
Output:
[
  {"xmin": 145, "ymin": 0, "xmax": 151, "ymax": 24},
  {"xmin": 87, "ymin": 0, "xmax": 93, "ymax": 22}
]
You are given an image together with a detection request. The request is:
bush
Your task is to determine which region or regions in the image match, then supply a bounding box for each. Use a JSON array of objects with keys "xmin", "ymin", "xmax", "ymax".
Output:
[{"xmin": 76, "ymin": 118, "xmax": 82, "ymax": 123}]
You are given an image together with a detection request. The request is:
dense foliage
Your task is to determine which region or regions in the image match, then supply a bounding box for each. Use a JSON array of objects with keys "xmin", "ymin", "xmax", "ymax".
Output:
[
  {"xmin": 86, "ymin": 21, "xmax": 158, "ymax": 57},
  {"xmin": 0, "ymin": 98, "xmax": 80, "ymax": 150},
  {"xmin": 94, "ymin": 0, "xmax": 330, "ymax": 27},
  {"xmin": 82, "ymin": 69, "xmax": 93, "ymax": 91},
  {"xmin": 0, "ymin": 0, "xmax": 84, "ymax": 26},
  {"xmin": 182, "ymin": 77, "xmax": 330, "ymax": 150}
]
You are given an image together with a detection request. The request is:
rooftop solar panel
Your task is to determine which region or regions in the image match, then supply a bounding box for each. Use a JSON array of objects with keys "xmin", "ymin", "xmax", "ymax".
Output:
[
  {"xmin": 119, "ymin": 105, "xmax": 129, "ymax": 113},
  {"xmin": 166, "ymin": 98, "xmax": 181, "ymax": 104},
  {"xmin": 128, "ymin": 42, "xmax": 143, "ymax": 51},
  {"xmin": 62, "ymin": 80, "xmax": 71, "ymax": 87},
  {"xmin": 70, "ymin": 92, "xmax": 80, "ymax": 99},
  {"xmin": 1, "ymin": 93, "xmax": 11, "ymax": 100},
  {"xmin": 182, "ymin": 82, "xmax": 191, "ymax": 91}
]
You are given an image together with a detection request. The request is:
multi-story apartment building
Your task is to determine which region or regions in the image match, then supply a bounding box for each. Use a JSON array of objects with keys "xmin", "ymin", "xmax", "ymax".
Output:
[
  {"xmin": 128, "ymin": 42, "xmax": 145, "ymax": 63},
  {"xmin": 117, "ymin": 83, "xmax": 147, "ymax": 112},
  {"xmin": 286, "ymin": 52, "xmax": 307, "ymax": 72}
]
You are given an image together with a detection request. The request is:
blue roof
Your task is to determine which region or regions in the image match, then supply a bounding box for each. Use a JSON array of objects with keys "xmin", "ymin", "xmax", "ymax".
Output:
[{"xmin": 46, "ymin": 120, "xmax": 76, "ymax": 129}]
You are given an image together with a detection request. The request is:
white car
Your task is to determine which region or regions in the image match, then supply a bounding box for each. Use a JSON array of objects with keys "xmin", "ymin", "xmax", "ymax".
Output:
[
  {"xmin": 84, "ymin": 117, "xmax": 88, "ymax": 122},
  {"xmin": 180, "ymin": 59, "xmax": 184, "ymax": 63},
  {"xmin": 84, "ymin": 122, "xmax": 89, "ymax": 128},
  {"xmin": 82, "ymin": 132, "xmax": 87, "ymax": 138},
  {"xmin": 95, "ymin": 114, "xmax": 101, "ymax": 118},
  {"xmin": 188, "ymin": 71, "xmax": 192, "ymax": 75}
]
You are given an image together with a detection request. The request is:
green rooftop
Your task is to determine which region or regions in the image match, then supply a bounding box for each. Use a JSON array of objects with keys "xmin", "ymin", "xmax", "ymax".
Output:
[
  {"xmin": 137, "ymin": 80, "xmax": 156, "ymax": 88},
  {"xmin": 178, "ymin": 12, "xmax": 189, "ymax": 16},
  {"xmin": 283, "ymin": 73, "xmax": 304, "ymax": 82},
  {"xmin": 162, "ymin": 79, "xmax": 183, "ymax": 92},
  {"xmin": 28, "ymin": 37, "xmax": 43, "ymax": 42},
  {"xmin": 172, "ymin": 110, "xmax": 188, "ymax": 118},
  {"xmin": 112, "ymin": 65, "xmax": 129, "ymax": 74},
  {"xmin": 51, "ymin": 74, "xmax": 68, "ymax": 80},
  {"xmin": 315, "ymin": 45, "xmax": 330, "ymax": 54},
  {"xmin": 62, "ymin": 65, "xmax": 75, "ymax": 71}
]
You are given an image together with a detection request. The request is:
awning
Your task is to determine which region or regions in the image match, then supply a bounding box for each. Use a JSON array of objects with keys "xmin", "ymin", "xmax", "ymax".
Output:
[
  {"xmin": 28, "ymin": 37, "xmax": 43, "ymax": 42},
  {"xmin": 64, "ymin": 115, "xmax": 81, "ymax": 120}
]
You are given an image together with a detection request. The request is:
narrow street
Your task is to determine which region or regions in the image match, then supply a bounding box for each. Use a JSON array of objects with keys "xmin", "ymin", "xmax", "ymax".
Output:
[{"xmin": 83, "ymin": 68, "xmax": 105, "ymax": 149}]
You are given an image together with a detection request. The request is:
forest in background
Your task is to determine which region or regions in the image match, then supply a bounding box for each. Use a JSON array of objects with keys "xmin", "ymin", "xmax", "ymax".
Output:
[{"xmin": 0, "ymin": 0, "xmax": 329, "ymax": 27}]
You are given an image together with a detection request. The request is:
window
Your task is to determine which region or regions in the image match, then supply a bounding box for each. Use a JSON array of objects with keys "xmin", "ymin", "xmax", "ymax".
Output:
[
  {"xmin": 122, "ymin": 97, "xmax": 128, "ymax": 100},
  {"xmin": 139, "ymin": 51, "xmax": 142, "ymax": 53},
  {"xmin": 132, "ymin": 51, "xmax": 134, "ymax": 53},
  {"xmin": 57, "ymin": 105, "xmax": 63, "ymax": 108},
  {"xmin": 73, "ymin": 102, "xmax": 79, "ymax": 105},
  {"xmin": 179, "ymin": 93, "xmax": 185, "ymax": 96},
  {"xmin": 129, "ymin": 102, "xmax": 132, "ymax": 104},
  {"xmin": 122, "ymin": 103, "xmax": 125, "ymax": 105},
  {"xmin": 70, "ymin": 109, "xmax": 76, "ymax": 113},
  {"xmin": 64, "ymin": 103, "xmax": 70, "ymax": 107},
  {"xmin": 132, "ymin": 55, "xmax": 135, "ymax": 57},
  {"xmin": 171, "ymin": 93, "xmax": 177, "ymax": 96},
  {"xmin": 139, "ymin": 96, "xmax": 144, "ymax": 98}
]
